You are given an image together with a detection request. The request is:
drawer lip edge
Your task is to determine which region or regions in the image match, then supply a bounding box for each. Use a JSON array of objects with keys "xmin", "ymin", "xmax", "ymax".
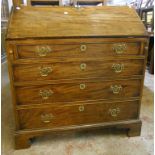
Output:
[
  {"xmin": 13, "ymin": 76, "xmax": 143, "ymax": 86},
  {"xmin": 16, "ymin": 98, "xmax": 140, "ymax": 110},
  {"xmin": 15, "ymin": 41, "xmax": 143, "ymax": 48},
  {"xmin": 7, "ymin": 35, "xmax": 149, "ymax": 41},
  {"xmin": 15, "ymin": 119, "xmax": 142, "ymax": 134},
  {"xmin": 12, "ymin": 56, "xmax": 146, "ymax": 65}
]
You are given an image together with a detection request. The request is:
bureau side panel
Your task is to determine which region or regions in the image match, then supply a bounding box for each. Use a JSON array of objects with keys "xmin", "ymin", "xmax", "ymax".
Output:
[
  {"xmin": 6, "ymin": 41, "xmax": 20, "ymax": 129},
  {"xmin": 137, "ymin": 40, "xmax": 149, "ymax": 117}
]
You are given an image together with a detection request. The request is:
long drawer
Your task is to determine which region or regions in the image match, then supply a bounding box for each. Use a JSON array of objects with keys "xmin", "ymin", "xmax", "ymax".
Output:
[
  {"xmin": 16, "ymin": 79, "xmax": 141, "ymax": 105},
  {"xmin": 16, "ymin": 42, "xmax": 141, "ymax": 59},
  {"xmin": 18, "ymin": 100, "xmax": 139, "ymax": 130},
  {"xmin": 13, "ymin": 59, "xmax": 144, "ymax": 82}
]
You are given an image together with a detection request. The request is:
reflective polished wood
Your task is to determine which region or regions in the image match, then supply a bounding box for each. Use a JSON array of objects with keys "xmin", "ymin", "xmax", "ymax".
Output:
[{"xmin": 6, "ymin": 6, "xmax": 148, "ymax": 149}]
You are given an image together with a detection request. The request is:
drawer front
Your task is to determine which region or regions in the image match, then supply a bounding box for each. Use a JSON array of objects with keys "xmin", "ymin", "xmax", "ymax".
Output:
[
  {"xmin": 14, "ymin": 59, "xmax": 144, "ymax": 81},
  {"xmin": 16, "ymin": 42, "xmax": 141, "ymax": 59},
  {"xmin": 16, "ymin": 79, "xmax": 141, "ymax": 105},
  {"xmin": 18, "ymin": 100, "xmax": 139, "ymax": 129}
]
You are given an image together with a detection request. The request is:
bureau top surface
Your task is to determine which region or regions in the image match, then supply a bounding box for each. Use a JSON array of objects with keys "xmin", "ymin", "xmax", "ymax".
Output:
[{"xmin": 6, "ymin": 6, "xmax": 147, "ymax": 40}]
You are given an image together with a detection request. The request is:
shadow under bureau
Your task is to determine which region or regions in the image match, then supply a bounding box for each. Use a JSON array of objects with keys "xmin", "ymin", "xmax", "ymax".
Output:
[{"xmin": 6, "ymin": 6, "xmax": 148, "ymax": 149}]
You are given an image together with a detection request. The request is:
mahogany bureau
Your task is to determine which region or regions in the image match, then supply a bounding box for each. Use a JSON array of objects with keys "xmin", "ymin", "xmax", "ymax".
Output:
[{"xmin": 6, "ymin": 6, "xmax": 148, "ymax": 149}]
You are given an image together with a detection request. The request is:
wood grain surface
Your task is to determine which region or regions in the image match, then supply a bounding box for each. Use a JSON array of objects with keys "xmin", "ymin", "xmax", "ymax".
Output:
[
  {"xmin": 16, "ymin": 42, "xmax": 141, "ymax": 59},
  {"xmin": 5, "ymin": 6, "xmax": 148, "ymax": 149},
  {"xmin": 18, "ymin": 100, "xmax": 139, "ymax": 129},
  {"xmin": 13, "ymin": 59, "xmax": 144, "ymax": 81},
  {"xmin": 6, "ymin": 6, "xmax": 148, "ymax": 39},
  {"xmin": 16, "ymin": 78, "xmax": 142, "ymax": 105}
]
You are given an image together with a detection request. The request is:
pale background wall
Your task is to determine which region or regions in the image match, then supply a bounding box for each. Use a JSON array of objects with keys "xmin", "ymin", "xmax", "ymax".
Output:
[
  {"xmin": 8, "ymin": 0, "xmax": 12, "ymax": 11},
  {"xmin": 7, "ymin": 0, "xmax": 138, "ymax": 10}
]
